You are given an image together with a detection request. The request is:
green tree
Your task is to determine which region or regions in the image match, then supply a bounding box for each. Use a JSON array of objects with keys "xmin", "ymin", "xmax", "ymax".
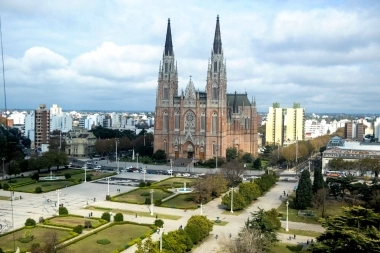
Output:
[
  {"xmin": 186, "ymin": 215, "xmax": 213, "ymax": 241},
  {"xmin": 114, "ymin": 213, "xmax": 124, "ymax": 222},
  {"xmin": 58, "ymin": 206, "xmax": 68, "ymax": 215},
  {"xmin": 294, "ymin": 170, "xmax": 313, "ymax": 209},
  {"xmin": 253, "ymin": 157, "xmax": 262, "ymax": 169},
  {"xmin": 226, "ymin": 147, "xmax": 237, "ymax": 162},
  {"xmin": 8, "ymin": 160, "xmax": 20, "ymax": 177},
  {"xmin": 241, "ymin": 152, "xmax": 254, "ymax": 163},
  {"xmin": 184, "ymin": 223, "xmax": 201, "ymax": 244},
  {"xmin": 135, "ymin": 235, "xmax": 159, "ymax": 253},
  {"xmin": 162, "ymin": 230, "xmax": 192, "ymax": 253},
  {"xmin": 222, "ymin": 190, "xmax": 246, "ymax": 211},
  {"xmin": 25, "ymin": 218, "xmax": 36, "ymax": 227},
  {"xmin": 310, "ymin": 206, "xmax": 380, "ymax": 253},
  {"xmin": 313, "ymin": 167, "xmax": 325, "ymax": 194},
  {"xmin": 152, "ymin": 149, "xmax": 166, "ymax": 160},
  {"xmin": 101, "ymin": 212, "xmax": 111, "ymax": 222},
  {"xmin": 238, "ymin": 182, "xmax": 261, "ymax": 204}
]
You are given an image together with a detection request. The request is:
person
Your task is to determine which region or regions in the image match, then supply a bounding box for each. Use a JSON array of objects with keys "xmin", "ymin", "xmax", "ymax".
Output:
[
  {"xmin": 156, "ymin": 215, "xmax": 158, "ymax": 219},
  {"xmin": 307, "ymin": 239, "xmax": 310, "ymax": 245},
  {"xmin": 294, "ymin": 234, "xmax": 296, "ymax": 239},
  {"xmin": 91, "ymin": 212, "xmax": 93, "ymax": 217},
  {"xmin": 229, "ymin": 233, "xmax": 232, "ymax": 238},
  {"xmin": 215, "ymin": 234, "xmax": 218, "ymax": 239},
  {"xmin": 94, "ymin": 198, "xmax": 96, "ymax": 202},
  {"xmin": 289, "ymin": 236, "xmax": 292, "ymax": 241},
  {"xmin": 135, "ymin": 213, "xmax": 137, "ymax": 218}
]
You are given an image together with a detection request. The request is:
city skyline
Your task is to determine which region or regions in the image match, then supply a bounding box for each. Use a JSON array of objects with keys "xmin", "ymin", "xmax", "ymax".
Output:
[{"xmin": 1, "ymin": 1, "xmax": 379, "ymax": 113}]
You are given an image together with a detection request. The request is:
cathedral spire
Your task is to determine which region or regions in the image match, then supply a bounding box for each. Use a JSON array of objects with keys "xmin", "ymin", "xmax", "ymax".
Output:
[
  {"xmin": 164, "ymin": 18, "xmax": 173, "ymax": 56},
  {"xmin": 213, "ymin": 15, "xmax": 222, "ymax": 54}
]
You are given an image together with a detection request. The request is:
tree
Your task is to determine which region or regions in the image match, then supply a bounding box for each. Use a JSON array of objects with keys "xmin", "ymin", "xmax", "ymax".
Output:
[
  {"xmin": 294, "ymin": 170, "xmax": 313, "ymax": 209},
  {"xmin": 222, "ymin": 190, "xmax": 246, "ymax": 211},
  {"xmin": 25, "ymin": 218, "xmax": 36, "ymax": 227},
  {"xmin": 114, "ymin": 213, "xmax": 124, "ymax": 222},
  {"xmin": 152, "ymin": 149, "xmax": 166, "ymax": 160},
  {"xmin": 162, "ymin": 230, "xmax": 193, "ymax": 253},
  {"xmin": 253, "ymin": 158, "xmax": 262, "ymax": 169},
  {"xmin": 101, "ymin": 212, "xmax": 111, "ymax": 222},
  {"xmin": 313, "ymin": 167, "xmax": 325, "ymax": 194},
  {"xmin": 186, "ymin": 215, "xmax": 213, "ymax": 241},
  {"xmin": 241, "ymin": 152, "xmax": 254, "ymax": 163},
  {"xmin": 222, "ymin": 208, "xmax": 279, "ymax": 253},
  {"xmin": 238, "ymin": 182, "xmax": 261, "ymax": 204},
  {"xmin": 31, "ymin": 231, "xmax": 59, "ymax": 253},
  {"xmin": 221, "ymin": 160, "xmax": 245, "ymax": 186},
  {"xmin": 226, "ymin": 147, "xmax": 237, "ymax": 162},
  {"xmin": 312, "ymin": 188, "xmax": 329, "ymax": 218},
  {"xmin": 310, "ymin": 206, "xmax": 380, "ymax": 253},
  {"xmin": 8, "ymin": 160, "xmax": 20, "ymax": 177},
  {"xmin": 135, "ymin": 235, "xmax": 159, "ymax": 253},
  {"xmin": 184, "ymin": 223, "xmax": 201, "ymax": 244},
  {"xmin": 58, "ymin": 206, "xmax": 68, "ymax": 215}
]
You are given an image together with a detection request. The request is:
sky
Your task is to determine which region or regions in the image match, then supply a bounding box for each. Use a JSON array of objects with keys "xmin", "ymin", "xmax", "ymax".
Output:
[{"xmin": 1, "ymin": 0, "xmax": 380, "ymax": 114}]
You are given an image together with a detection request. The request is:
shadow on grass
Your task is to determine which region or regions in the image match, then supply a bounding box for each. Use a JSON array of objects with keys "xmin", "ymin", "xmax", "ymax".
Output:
[{"xmin": 286, "ymin": 244, "xmax": 303, "ymax": 252}]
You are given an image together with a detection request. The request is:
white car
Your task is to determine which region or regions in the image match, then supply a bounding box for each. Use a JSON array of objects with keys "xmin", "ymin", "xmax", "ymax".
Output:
[
  {"xmin": 95, "ymin": 165, "xmax": 102, "ymax": 169},
  {"xmin": 182, "ymin": 173, "xmax": 191, "ymax": 177}
]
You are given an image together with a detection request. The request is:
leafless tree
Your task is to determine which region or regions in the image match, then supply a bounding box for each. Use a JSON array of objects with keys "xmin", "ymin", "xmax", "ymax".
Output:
[
  {"xmin": 221, "ymin": 160, "xmax": 245, "ymax": 186},
  {"xmin": 312, "ymin": 188, "xmax": 329, "ymax": 218}
]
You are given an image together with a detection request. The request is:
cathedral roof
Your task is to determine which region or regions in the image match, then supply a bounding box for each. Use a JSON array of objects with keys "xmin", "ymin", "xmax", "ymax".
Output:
[
  {"xmin": 213, "ymin": 15, "xmax": 222, "ymax": 54},
  {"xmin": 227, "ymin": 93, "xmax": 251, "ymax": 108},
  {"xmin": 164, "ymin": 19, "xmax": 174, "ymax": 56}
]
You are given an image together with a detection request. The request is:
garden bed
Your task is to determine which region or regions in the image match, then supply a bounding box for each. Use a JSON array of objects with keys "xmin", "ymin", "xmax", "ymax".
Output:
[{"xmin": 113, "ymin": 188, "xmax": 173, "ymax": 204}]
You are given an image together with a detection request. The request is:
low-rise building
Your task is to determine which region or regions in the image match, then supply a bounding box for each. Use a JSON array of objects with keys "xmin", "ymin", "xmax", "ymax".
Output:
[{"xmin": 65, "ymin": 127, "xmax": 96, "ymax": 157}]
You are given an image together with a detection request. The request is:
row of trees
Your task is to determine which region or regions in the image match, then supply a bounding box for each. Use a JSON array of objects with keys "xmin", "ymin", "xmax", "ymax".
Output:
[
  {"xmin": 328, "ymin": 157, "xmax": 380, "ymax": 177},
  {"xmin": 221, "ymin": 171, "xmax": 278, "ymax": 211},
  {"xmin": 136, "ymin": 215, "xmax": 213, "ymax": 253}
]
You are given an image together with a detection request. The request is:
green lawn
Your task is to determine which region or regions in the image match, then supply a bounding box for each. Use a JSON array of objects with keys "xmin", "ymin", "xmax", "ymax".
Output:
[
  {"xmin": 85, "ymin": 206, "xmax": 182, "ymax": 220},
  {"xmin": 64, "ymin": 223, "xmax": 151, "ymax": 253},
  {"xmin": 113, "ymin": 188, "xmax": 172, "ymax": 204},
  {"xmin": 45, "ymin": 216, "xmax": 104, "ymax": 229},
  {"xmin": 162, "ymin": 193, "xmax": 198, "ymax": 209},
  {"xmin": 0, "ymin": 227, "xmax": 75, "ymax": 253},
  {"xmin": 0, "ymin": 177, "xmax": 34, "ymax": 185},
  {"xmin": 70, "ymin": 171, "xmax": 115, "ymax": 181},
  {"xmin": 154, "ymin": 177, "xmax": 197, "ymax": 188},
  {"xmin": 271, "ymin": 243, "xmax": 304, "ymax": 253},
  {"xmin": 40, "ymin": 169, "xmax": 83, "ymax": 176},
  {"xmin": 14, "ymin": 180, "xmax": 76, "ymax": 193},
  {"xmin": 277, "ymin": 193, "xmax": 349, "ymax": 224}
]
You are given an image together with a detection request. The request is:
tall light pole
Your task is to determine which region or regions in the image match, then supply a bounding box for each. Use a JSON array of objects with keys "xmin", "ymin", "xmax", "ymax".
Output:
[
  {"xmin": 150, "ymin": 189, "xmax": 154, "ymax": 215},
  {"xmin": 106, "ymin": 177, "xmax": 110, "ymax": 197},
  {"xmin": 2, "ymin": 157, "xmax": 5, "ymax": 180},
  {"xmin": 115, "ymin": 138, "xmax": 119, "ymax": 172},
  {"xmin": 56, "ymin": 189, "xmax": 61, "ymax": 215},
  {"xmin": 286, "ymin": 200, "xmax": 289, "ymax": 231},
  {"xmin": 200, "ymin": 203, "xmax": 203, "ymax": 215},
  {"xmin": 215, "ymin": 145, "xmax": 218, "ymax": 172},
  {"xmin": 84, "ymin": 165, "xmax": 87, "ymax": 182},
  {"xmin": 308, "ymin": 160, "xmax": 311, "ymax": 172},
  {"xmin": 142, "ymin": 168, "xmax": 146, "ymax": 183},
  {"xmin": 159, "ymin": 227, "xmax": 165, "ymax": 252},
  {"xmin": 170, "ymin": 159, "xmax": 173, "ymax": 177},
  {"xmin": 277, "ymin": 138, "xmax": 280, "ymax": 160},
  {"xmin": 230, "ymin": 187, "xmax": 234, "ymax": 213},
  {"xmin": 136, "ymin": 153, "xmax": 139, "ymax": 169}
]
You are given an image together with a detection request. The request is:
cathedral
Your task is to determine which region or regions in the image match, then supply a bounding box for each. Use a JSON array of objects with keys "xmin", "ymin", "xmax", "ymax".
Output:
[{"xmin": 154, "ymin": 16, "xmax": 258, "ymax": 161}]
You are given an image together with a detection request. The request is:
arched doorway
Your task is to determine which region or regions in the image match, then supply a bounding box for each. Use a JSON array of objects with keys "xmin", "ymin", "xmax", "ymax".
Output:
[
  {"xmin": 187, "ymin": 143, "xmax": 194, "ymax": 158},
  {"xmin": 174, "ymin": 146, "xmax": 179, "ymax": 159},
  {"xmin": 199, "ymin": 147, "xmax": 205, "ymax": 160}
]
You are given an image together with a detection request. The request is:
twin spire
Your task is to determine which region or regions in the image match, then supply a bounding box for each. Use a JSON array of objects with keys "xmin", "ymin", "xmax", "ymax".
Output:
[{"xmin": 164, "ymin": 16, "xmax": 222, "ymax": 56}]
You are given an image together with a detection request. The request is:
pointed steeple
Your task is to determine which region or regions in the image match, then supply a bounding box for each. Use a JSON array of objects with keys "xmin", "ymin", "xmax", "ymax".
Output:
[
  {"xmin": 164, "ymin": 19, "xmax": 173, "ymax": 56},
  {"xmin": 213, "ymin": 15, "xmax": 222, "ymax": 54}
]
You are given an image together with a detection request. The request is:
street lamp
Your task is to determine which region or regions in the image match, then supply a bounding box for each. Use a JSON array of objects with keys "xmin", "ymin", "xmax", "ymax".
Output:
[
  {"xmin": 159, "ymin": 227, "xmax": 165, "ymax": 252},
  {"xmin": 286, "ymin": 200, "xmax": 289, "ymax": 231},
  {"xmin": 142, "ymin": 168, "xmax": 146, "ymax": 183},
  {"xmin": 56, "ymin": 189, "xmax": 61, "ymax": 215},
  {"xmin": 215, "ymin": 145, "xmax": 218, "ymax": 172},
  {"xmin": 170, "ymin": 159, "xmax": 173, "ymax": 177},
  {"xmin": 150, "ymin": 189, "xmax": 154, "ymax": 215},
  {"xmin": 84, "ymin": 165, "xmax": 87, "ymax": 182},
  {"xmin": 308, "ymin": 160, "xmax": 311, "ymax": 173},
  {"xmin": 200, "ymin": 203, "xmax": 203, "ymax": 215},
  {"xmin": 106, "ymin": 177, "xmax": 110, "ymax": 197},
  {"xmin": 115, "ymin": 138, "xmax": 119, "ymax": 172},
  {"xmin": 136, "ymin": 153, "xmax": 139, "ymax": 169},
  {"xmin": 2, "ymin": 157, "xmax": 5, "ymax": 180},
  {"xmin": 230, "ymin": 187, "xmax": 234, "ymax": 213}
]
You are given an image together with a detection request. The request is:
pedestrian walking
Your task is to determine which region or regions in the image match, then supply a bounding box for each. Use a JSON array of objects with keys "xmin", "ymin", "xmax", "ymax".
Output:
[
  {"xmin": 229, "ymin": 233, "xmax": 232, "ymax": 238},
  {"xmin": 289, "ymin": 236, "xmax": 292, "ymax": 241},
  {"xmin": 135, "ymin": 213, "xmax": 137, "ymax": 218},
  {"xmin": 156, "ymin": 215, "xmax": 158, "ymax": 219},
  {"xmin": 307, "ymin": 239, "xmax": 310, "ymax": 245},
  {"xmin": 91, "ymin": 212, "xmax": 93, "ymax": 217},
  {"xmin": 215, "ymin": 235, "xmax": 218, "ymax": 239},
  {"xmin": 294, "ymin": 234, "xmax": 296, "ymax": 239}
]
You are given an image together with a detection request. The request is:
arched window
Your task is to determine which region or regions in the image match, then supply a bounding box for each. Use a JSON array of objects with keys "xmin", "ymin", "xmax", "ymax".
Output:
[
  {"xmin": 163, "ymin": 83, "xmax": 169, "ymax": 100},
  {"xmin": 212, "ymin": 83, "xmax": 218, "ymax": 100},
  {"xmin": 245, "ymin": 118, "xmax": 251, "ymax": 130},
  {"xmin": 200, "ymin": 111, "xmax": 205, "ymax": 132},
  {"xmin": 165, "ymin": 62, "xmax": 168, "ymax": 73},
  {"xmin": 175, "ymin": 111, "xmax": 180, "ymax": 131},
  {"xmin": 214, "ymin": 61, "xmax": 217, "ymax": 73},
  {"xmin": 212, "ymin": 112, "xmax": 218, "ymax": 135},
  {"xmin": 163, "ymin": 111, "xmax": 168, "ymax": 133}
]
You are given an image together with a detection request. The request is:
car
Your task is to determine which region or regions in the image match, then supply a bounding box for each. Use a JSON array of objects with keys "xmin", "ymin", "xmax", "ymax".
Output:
[
  {"xmin": 95, "ymin": 165, "xmax": 103, "ymax": 169},
  {"xmin": 182, "ymin": 173, "xmax": 191, "ymax": 177},
  {"xmin": 175, "ymin": 173, "xmax": 182, "ymax": 177},
  {"xmin": 281, "ymin": 178, "xmax": 289, "ymax": 181}
]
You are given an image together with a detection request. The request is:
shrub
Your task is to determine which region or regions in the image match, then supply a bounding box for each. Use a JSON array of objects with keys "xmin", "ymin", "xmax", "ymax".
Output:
[
  {"xmin": 25, "ymin": 218, "xmax": 36, "ymax": 227},
  {"xmin": 97, "ymin": 239, "xmax": 111, "ymax": 245},
  {"xmin": 31, "ymin": 173, "xmax": 39, "ymax": 181},
  {"xmin": 84, "ymin": 220, "xmax": 92, "ymax": 228},
  {"xmin": 0, "ymin": 248, "xmax": 3, "ymax": 253},
  {"xmin": 31, "ymin": 244, "xmax": 40, "ymax": 252},
  {"xmin": 184, "ymin": 223, "xmax": 201, "ymax": 244},
  {"xmin": 139, "ymin": 182, "xmax": 146, "ymax": 187},
  {"xmin": 140, "ymin": 192, "xmax": 150, "ymax": 196},
  {"xmin": 39, "ymin": 217, "xmax": 45, "ymax": 223},
  {"xmin": 154, "ymin": 219, "xmax": 164, "ymax": 228},
  {"xmin": 64, "ymin": 173, "xmax": 71, "ymax": 179},
  {"xmin": 21, "ymin": 174, "xmax": 24, "ymax": 177},
  {"xmin": 86, "ymin": 175, "xmax": 92, "ymax": 182},
  {"xmin": 35, "ymin": 187, "xmax": 42, "ymax": 193},
  {"xmin": 154, "ymin": 199, "xmax": 163, "ymax": 206},
  {"xmin": 0, "ymin": 183, "xmax": 2, "ymax": 189},
  {"xmin": 73, "ymin": 225, "xmax": 83, "ymax": 234},
  {"xmin": 3, "ymin": 183, "xmax": 10, "ymax": 191},
  {"xmin": 59, "ymin": 206, "xmax": 69, "ymax": 215},
  {"xmin": 106, "ymin": 195, "xmax": 111, "ymax": 201},
  {"xmin": 114, "ymin": 213, "xmax": 124, "ymax": 222},
  {"xmin": 145, "ymin": 197, "xmax": 151, "ymax": 205},
  {"xmin": 101, "ymin": 212, "xmax": 111, "ymax": 222},
  {"xmin": 146, "ymin": 182, "xmax": 152, "ymax": 187}
]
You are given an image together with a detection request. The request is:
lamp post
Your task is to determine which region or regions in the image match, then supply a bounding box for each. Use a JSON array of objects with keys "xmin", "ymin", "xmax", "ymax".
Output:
[
  {"xmin": 56, "ymin": 189, "xmax": 61, "ymax": 215},
  {"xmin": 230, "ymin": 187, "xmax": 234, "ymax": 213},
  {"xmin": 2, "ymin": 157, "xmax": 5, "ymax": 180},
  {"xmin": 84, "ymin": 165, "xmax": 87, "ymax": 182},
  {"xmin": 200, "ymin": 203, "xmax": 203, "ymax": 215},
  {"xmin": 106, "ymin": 177, "xmax": 110, "ymax": 197},
  {"xmin": 142, "ymin": 168, "xmax": 146, "ymax": 183},
  {"xmin": 159, "ymin": 227, "xmax": 165, "ymax": 252},
  {"xmin": 215, "ymin": 145, "xmax": 218, "ymax": 172},
  {"xmin": 115, "ymin": 138, "xmax": 119, "ymax": 171},
  {"xmin": 170, "ymin": 159, "xmax": 173, "ymax": 177},
  {"xmin": 150, "ymin": 189, "xmax": 154, "ymax": 215},
  {"xmin": 286, "ymin": 200, "xmax": 289, "ymax": 231},
  {"xmin": 136, "ymin": 153, "xmax": 139, "ymax": 169}
]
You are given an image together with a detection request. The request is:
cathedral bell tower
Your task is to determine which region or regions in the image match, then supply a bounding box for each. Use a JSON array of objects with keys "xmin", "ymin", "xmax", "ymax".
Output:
[{"xmin": 206, "ymin": 15, "xmax": 227, "ymax": 107}]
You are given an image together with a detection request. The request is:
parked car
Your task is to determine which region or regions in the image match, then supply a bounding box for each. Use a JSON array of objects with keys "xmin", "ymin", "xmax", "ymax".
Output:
[{"xmin": 182, "ymin": 173, "xmax": 191, "ymax": 177}]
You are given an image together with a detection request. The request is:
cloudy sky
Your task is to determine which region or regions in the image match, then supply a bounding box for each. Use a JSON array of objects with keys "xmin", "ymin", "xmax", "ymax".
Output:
[{"xmin": 1, "ymin": 0, "xmax": 379, "ymax": 113}]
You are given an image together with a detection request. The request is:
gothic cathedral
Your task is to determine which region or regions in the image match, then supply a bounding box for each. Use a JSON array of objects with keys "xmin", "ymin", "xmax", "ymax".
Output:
[{"xmin": 154, "ymin": 16, "xmax": 258, "ymax": 161}]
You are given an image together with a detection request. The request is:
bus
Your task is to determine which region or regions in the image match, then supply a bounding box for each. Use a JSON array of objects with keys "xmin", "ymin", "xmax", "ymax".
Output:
[{"xmin": 325, "ymin": 170, "xmax": 345, "ymax": 177}]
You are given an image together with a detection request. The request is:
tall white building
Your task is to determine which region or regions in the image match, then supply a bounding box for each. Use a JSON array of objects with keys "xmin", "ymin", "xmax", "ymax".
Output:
[{"xmin": 50, "ymin": 104, "xmax": 62, "ymax": 116}]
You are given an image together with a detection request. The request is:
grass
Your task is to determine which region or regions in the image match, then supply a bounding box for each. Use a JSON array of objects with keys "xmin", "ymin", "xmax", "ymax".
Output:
[
  {"xmin": 0, "ymin": 227, "xmax": 75, "ymax": 253},
  {"xmin": 86, "ymin": 206, "xmax": 182, "ymax": 220},
  {"xmin": 162, "ymin": 193, "xmax": 199, "ymax": 209},
  {"xmin": 64, "ymin": 223, "xmax": 151, "ymax": 253},
  {"xmin": 13, "ymin": 180, "xmax": 76, "ymax": 193},
  {"xmin": 40, "ymin": 169, "xmax": 83, "ymax": 176},
  {"xmin": 46, "ymin": 216, "xmax": 104, "ymax": 229},
  {"xmin": 0, "ymin": 196, "xmax": 10, "ymax": 200},
  {"xmin": 271, "ymin": 243, "xmax": 304, "ymax": 253},
  {"xmin": 279, "ymin": 228, "xmax": 321, "ymax": 238},
  {"xmin": 70, "ymin": 171, "xmax": 115, "ymax": 181},
  {"xmin": 213, "ymin": 221, "xmax": 229, "ymax": 226},
  {"xmin": 113, "ymin": 188, "xmax": 173, "ymax": 204},
  {"xmin": 0, "ymin": 177, "xmax": 34, "ymax": 185},
  {"xmin": 153, "ymin": 177, "xmax": 197, "ymax": 188},
  {"xmin": 277, "ymin": 192, "xmax": 349, "ymax": 224}
]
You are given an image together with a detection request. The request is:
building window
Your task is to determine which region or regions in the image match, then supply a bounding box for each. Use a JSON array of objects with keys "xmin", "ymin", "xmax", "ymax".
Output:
[
  {"xmin": 175, "ymin": 112, "xmax": 180, "ymax": 131},
  {"xmin": 163, "ymin": 112, "xmax": 168, "ymax": 133},
  {"xmin": 165, "ymin": 62, "xmax": 168, "ymax": 73},
  {"xmin": 163, "ymin": 84, "xmax": 169, "ymax": 100},
  {"xmin": 245, "ymin": 118, "xmax": 250, "ymax": 130},
  {"xmin": 212, "ymin": 112, "xmax": 218, "ymax": 135},
  {"xmin": 164, "ymin": 140, "xmax": 168, "ymax": 153},
  {"xmin": 214, "ymin": 61, "xmax": 217, "ymax": 73},
  {"xmin": 200, "ymin": 112, "xmax": 205, "ymax": 132}
]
